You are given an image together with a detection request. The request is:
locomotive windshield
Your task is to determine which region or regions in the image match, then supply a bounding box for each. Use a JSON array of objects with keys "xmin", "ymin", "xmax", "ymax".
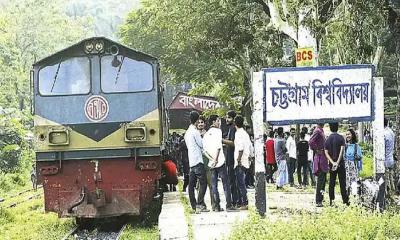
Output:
[
  {"xmin": 38, "ymin": 57, "xmax": 90, "ymax": 95},
  {"xmin": 101, "ymin": 55, "xmax": 153, "ymax": 93}
]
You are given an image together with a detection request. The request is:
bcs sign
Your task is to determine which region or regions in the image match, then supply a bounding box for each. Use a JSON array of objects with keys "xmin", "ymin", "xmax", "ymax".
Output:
[{"xmin": 296, "ymin": 47, "xmax": 315, "ymax": 67}]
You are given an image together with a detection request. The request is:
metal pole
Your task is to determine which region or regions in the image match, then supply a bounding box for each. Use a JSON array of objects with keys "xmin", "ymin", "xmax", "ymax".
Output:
[{"xmin": 252, "ymin": 71, "xmax": 266, "ymax": 216}]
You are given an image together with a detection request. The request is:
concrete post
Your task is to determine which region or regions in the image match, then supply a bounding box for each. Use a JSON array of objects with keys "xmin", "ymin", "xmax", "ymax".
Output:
[
  {"xmin": 372, "ymin": 77, "xmax": 386, "ymax": 211},
  {"xmin": 252, "ymin": 71, "xmax": 266, "ymax": 216},
  {"xmin": 358, "ymin": 122, "xmax": 364, "ymax": 143}
]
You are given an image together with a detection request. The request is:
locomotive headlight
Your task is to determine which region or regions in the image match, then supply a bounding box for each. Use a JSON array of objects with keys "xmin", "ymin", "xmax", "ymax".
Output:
[
  {"xmin": 125, "ymin": 126, "xmax": 146, "ymax": 142},
  {"xmin": 84, "ymin": 41, "xmax": 94, "ymax": 53},
  {"xmin": 95, "ymin": 41, "xmax": 104, "ymax": 52},
  {"xmin": 48, "ymin": 128, "xmax": 69, "ymax": 145}
]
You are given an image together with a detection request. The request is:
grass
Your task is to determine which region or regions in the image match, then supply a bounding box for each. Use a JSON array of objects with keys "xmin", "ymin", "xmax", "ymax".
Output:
[
  {"xmin": 229, "ymin": 206, "xmax": 400, "ymax": 240},
  {"xmin": 120, "ymin": 224, "xmax": 158, "ymax": 240},
  {"xmin": 177, "ymin": 180, "xmax": 194, "ymax": 240},
  {"xmin": 0, "ymin": 172, "xmax": 31, "ymax": 198},
  {"xmin": 0, "ymin": 197, "xmax": 75, "ymax": 240}
]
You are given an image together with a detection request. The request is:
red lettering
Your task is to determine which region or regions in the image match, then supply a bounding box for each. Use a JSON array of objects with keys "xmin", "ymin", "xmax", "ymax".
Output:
[
  {"xmin": 307, "ymin": 50, "xmax": 313, "ymax": 60},
  {"xmin": 296, "ymin": 52, "xmax": 302, "ymax": 62},
  {"xmin": 302, "ymin": 51, "xmax": 307, "ymax": 60}
]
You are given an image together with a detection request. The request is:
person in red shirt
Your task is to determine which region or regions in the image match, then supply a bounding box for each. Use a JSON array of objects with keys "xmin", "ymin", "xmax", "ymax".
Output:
[
  {"xmin": 265, "ymin": 130, "xmax": 277, "ymax": 183},
  {"xmin": 161, "ymin": 155, "xmax": 178, "ymax": 191}
]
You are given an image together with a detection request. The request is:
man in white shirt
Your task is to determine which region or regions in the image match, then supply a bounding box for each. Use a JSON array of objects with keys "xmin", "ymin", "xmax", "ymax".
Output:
[
  {"xmin": 286, "ymin": 128, "xmax": 297, "ymax": 187},
  {"xmin": 234, "ymin": 115, "xmax": 252, "ymax": 210},
  {"xmin": 184, "ymin": 111, "xmax": 209, "ymax": 212},
  {"xmin": 384, "ymin": 118, "xmax": 396, "ymax": 193},
  {"xmin": 203, "ymin": 115, "xmax": 236, "ymax": 212}
]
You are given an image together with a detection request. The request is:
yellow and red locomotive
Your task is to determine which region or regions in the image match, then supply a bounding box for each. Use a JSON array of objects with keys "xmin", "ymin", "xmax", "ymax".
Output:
[{"xmin": 32, "ymin": 37, "xmax": 167, "ymax": 219}]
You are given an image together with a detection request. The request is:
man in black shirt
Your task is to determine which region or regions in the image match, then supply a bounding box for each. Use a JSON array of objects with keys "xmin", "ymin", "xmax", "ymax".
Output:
[
  {"xmin": 222, "ymin": 110, "xmax": 239, "ymax": 207},
  {"xmin": 297, "ymin": 132, "xmax": 309, "ymax": 187},
  {"xmin": 324, "ymin": 122, "xmax": 349, "ymax": 206}
]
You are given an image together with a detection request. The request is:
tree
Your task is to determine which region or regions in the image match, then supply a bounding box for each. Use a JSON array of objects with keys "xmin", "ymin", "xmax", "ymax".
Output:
[
  {"xmin": 0, "ymin": 0, "xmax": 92, "ymax": 110},
  {"xmin": 120, "ymin": 0, "xmax": 393, "ymax": 118},
  {"xmin": 120, "ymin": 0, "xmax": 290, "ymax": 117}
]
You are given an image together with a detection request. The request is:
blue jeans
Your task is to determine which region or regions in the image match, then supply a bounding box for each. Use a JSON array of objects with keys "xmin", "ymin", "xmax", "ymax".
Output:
[
  {"xmin": 188, "ymin": 163, "xmax": 207, "ymax": 210},
  {"xmin": 211, "ymin": 164, "xmax": 232, "ymax": 209},
  {"xmin": 235, "ymin": 166, "xmax": 248, "ymax": 206}
]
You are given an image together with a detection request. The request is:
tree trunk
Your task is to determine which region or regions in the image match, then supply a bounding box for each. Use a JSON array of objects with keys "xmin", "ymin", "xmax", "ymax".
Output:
[{"xmin": 396, "ymin": 49, "xmax": 400, "ymax": 159}]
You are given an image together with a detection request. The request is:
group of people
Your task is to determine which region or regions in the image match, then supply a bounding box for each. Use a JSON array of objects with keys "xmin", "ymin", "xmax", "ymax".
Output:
[
  {"xmin": 265, "ymin": 127, "xmax": 316, "ymax": 188},
  {"xmin": 268, "ymin": 122, "xmax": 365, "ymax": 206},
  {"xmin": 166, "ymin": 112, "xmax": 398, "ymax": 210},
  {"xmin": 266, "ymin": 119, "xmax": 397, "ymax": 207},
  {"xmin": 183, "ymin": 110, "xmax": 253, "ymax": 213}
]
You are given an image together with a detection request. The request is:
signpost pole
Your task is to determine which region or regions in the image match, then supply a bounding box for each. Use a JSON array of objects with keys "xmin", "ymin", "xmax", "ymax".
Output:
[
  {"xmin": 372, "ymin": 77, "xmax": 386, "ymax": 211},
  {"xmin": 252, "ymin": 71, "xmax": 266, "ymax": 216}
]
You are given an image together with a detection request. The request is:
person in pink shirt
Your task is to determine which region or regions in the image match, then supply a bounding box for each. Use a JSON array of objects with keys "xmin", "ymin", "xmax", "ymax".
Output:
[{"xmin": 309, "ymin": 123, "xmax": 329, "ymax": 207}]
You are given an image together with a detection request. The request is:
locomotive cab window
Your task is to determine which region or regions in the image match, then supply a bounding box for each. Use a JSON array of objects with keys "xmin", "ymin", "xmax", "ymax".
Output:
[
  {"xmin": 101, "ymin": 55, "xmax": 153, "ymax": 93},
  {"xmin": 38, "ymin": 57, "xmax": 90, "ymax": 95}
]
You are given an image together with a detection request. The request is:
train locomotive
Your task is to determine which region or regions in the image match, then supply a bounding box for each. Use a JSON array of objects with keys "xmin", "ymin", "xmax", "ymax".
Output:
[{"xmin": 32, "ymin": 37, "xmax": 167, "ymax": 219}]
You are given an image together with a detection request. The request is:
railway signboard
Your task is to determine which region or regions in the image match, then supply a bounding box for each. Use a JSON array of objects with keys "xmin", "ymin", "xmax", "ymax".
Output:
[{"xmin": 263, "ymin": 65, "xmax": 374, "ymax": 125}]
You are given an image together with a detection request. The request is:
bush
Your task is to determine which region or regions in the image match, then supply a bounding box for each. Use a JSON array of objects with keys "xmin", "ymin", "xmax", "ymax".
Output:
[
  {"xmin": 230, "ymin": 207, "xmax": 400, "ymax": 240},
  {"xmin": 0, "ymin": 144, "xmax": 22, "ymax": 172},
  {"xmin": 0, "ymin": 173, "xmax": 27, "ymax": 192},
  {"xmin": 0, "ymin": 113, "xmax": 32, "ymax": 172},
  {"xmin": 360, "ymin": 152, "xmax": 373, "ymax": 178}
]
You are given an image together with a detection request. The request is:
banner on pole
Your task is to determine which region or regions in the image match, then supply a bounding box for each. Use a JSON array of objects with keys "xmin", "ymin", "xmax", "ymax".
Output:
[{"xmin": 263, "ymin": 65, "xmax": 374, "ymax": 125}]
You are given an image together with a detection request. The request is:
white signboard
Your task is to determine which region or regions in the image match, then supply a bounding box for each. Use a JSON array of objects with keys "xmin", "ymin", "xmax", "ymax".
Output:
[{"xmin": 264, "ymin": 65, "xmax": 374, "ymax": 124}]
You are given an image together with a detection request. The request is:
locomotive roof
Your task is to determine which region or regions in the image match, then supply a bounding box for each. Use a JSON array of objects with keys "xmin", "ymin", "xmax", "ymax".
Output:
[{"xmin": 33, "ymin": 37, "xmax": 157, "ymax": 66}]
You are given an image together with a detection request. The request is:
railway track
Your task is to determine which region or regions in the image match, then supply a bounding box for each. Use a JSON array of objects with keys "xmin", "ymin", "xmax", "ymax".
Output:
[
  {"xmin": 0, "ymin": 186, "xmax": 43, "ymax": 208},
  {"xmin": 0, "ymin": 185, "xmax": 42, "ymax": 202},
  {"xmin": 61, "ymin": 222, "xmax": 127, "ymax": 240},
  {"xmin": 5, "ymin": 192, "xmax": 42, "ymax": 208}
]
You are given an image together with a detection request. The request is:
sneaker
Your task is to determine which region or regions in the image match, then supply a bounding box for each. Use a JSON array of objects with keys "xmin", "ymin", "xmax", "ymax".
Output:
[
  {"xmin": 213, "ymin": 207, "xmax": 224, "ymax": 212},
  {"xmin": 226, "ymin": 206, "xmax": 239, "ymax": 212},
  {"xmin": 197, "ymin": 206, "xmax": 210, "ymax": 212},
  {"xmin": 239, "ymin": 205, "xmax": 248, "ymax": 210},
  {"xmin": 316, "ymin": 202, "xmax": 323, "ymax": 207}
]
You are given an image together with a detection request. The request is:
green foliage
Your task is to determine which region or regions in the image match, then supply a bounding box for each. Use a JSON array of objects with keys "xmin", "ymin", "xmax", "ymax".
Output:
[
  {"xmin": 0, "ymin": 0, "xmax": 92, "ymax": 110},
  {"xmin": 120, "ymin": 0, "xmax": 290, "ymax": 110},
  {"xmin": 0, "ymin": 114, "xmax": 28, "ymax": 172},
  {"xmin": 359, "ymin": 142, "xmax": 374, "ymax": 178},
  {"xmin": 230, "ymin": 207, "xmax": 400, "ymax": 240},
  {"xmin": 119, "ymin": 225, "xmax": 158, "ymax": 240},
  {"xmin": 0, "ymin": 198, "xmax": 75, "ymax": 240},
  {"xmin": 0, "ymin": 144, "xmax": 21, "ymax": 172},
  {"xmin": 319, "ymin": 0, "xmax": 388, "ymax": 65},
  {"xmin": 0, "ymin": 172, "xmax": 27, "ymax": 192}
]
